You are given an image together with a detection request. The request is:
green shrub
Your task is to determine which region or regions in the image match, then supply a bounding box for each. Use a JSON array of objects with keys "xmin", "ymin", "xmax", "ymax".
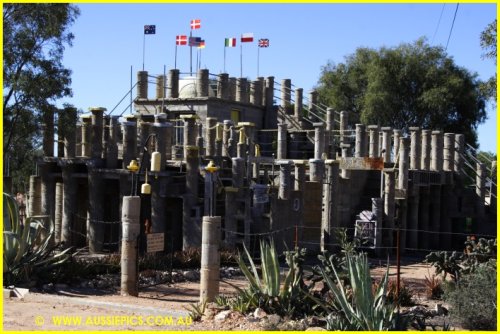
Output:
[{"xmin": 444, "ymin": 264, "xmax": 497, "ymax": 330}]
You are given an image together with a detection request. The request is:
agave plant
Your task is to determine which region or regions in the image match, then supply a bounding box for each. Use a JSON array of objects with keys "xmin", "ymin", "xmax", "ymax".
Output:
[
  {"xmin": 319, "ymin": 252, "xmax": 396, "ymax": 331},
  {"xmin": 3, "ymin": 192, "xmax": 73, "ymax": 285}
]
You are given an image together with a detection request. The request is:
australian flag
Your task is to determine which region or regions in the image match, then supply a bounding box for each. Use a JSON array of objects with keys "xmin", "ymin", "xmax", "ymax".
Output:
[{"xmin": 144, "ymin": 25, "xmax": 156, "ymax": 34}]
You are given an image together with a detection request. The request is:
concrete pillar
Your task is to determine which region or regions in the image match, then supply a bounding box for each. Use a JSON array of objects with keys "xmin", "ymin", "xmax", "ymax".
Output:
[
  {"xmin": 206, "ymin": 118, "xmax": 217, "ymax": 157},
  {"xmin": 281, "ymin": 79, "xmax": 291, "ymax": 109},
  {"xmin": 368, "ymin": 125, "xmax": 380, "ymax": 158},
  {"xmin": 294, "ymin": 161, "xmax": 306, "ymax": 191},
  {"xmin": 217, "ymin": 73, "xmax": 229, "ymax": 100},
  {"xmin": 418, "ymin": 186, "xmax": 430, "ymax": 250},
  {"xmin": 393, "ymin": 130, "xmax": 401, "ymax": 163},
  {"xmin": 181, "ymin": 115, "xmax": 197, "ymax": 159},
  {"xmin": 355, "ymin": 124, "xmax": 366, "ymax": 158},
  {"xmin": 381, "ymin": 127, "xmax": 392, "ymax": 163},
  {"xmin": 156, "ymin": 74, "xmax": 166, "ymax": 99},
  {"xmin": 340, "ymin": 143, "xmax": 351, "ymax": 179},
  {"xmin": 326, "ymin": 108, "xmax": 335, "ymax": 158},
  {"xmin": 454, "ymin": 134, "xmax": 465, "ymax": 174},
  {"xmin": 196, "ymin": 69, "xmax": 209, "ymax": 97},
  {"xmin": 476, "ymin": 162, "xmax": 486, "ymax": 217},
  {"xmin": 88, "ymin": 168, "xmax": 104, "ymax": 253},
  {"xmin": 122, "ymin": 121, "xmax": 137, "ymax": 169},
  {"xmin": 398, "ymin": 137, "xmax": 410, "ymax": 191},
  {"xmin": 431, "ymin": 130, "xmax": 443, "ymax": 172},
  {"xmin": 224, "ymin": 187, "xmax": 238, "ymax": 247},
  {"xmin": 277, "ymin": 123, "xmax": 288, "ymax": 159},
  {"xmin": 81, "ymin": 116, "xmax": 91, "ymax": 158},
  {"xmin": 42, "ymin": 107, "xmax": 54, "ymax": 157},
  {"xmin": 421, "ymin": 130, "xmax": 431, "ymax": 171},
  {"xmin": 106, "ymin": 116, "xmax": 119, "ymax": 168},
  {"xmin": 196, "ymin": 123, "xmax": 204, "ymax": 156},
  {"xmin": 137, "ymin": 71, "xmax": 148, "ymax": 99},
  {"xmin": 61, "ymin": 165, "xmax": 76, "ymax": 246},
  {"xmin": 443, "ymin": 133, "xmax": 455, "ymax": 172},
  {"xmin": 340, "ymin": 111, "xmax": 348, "ymax": 145},
  {"xmin": 228, "ymin": 77, "xmax": 237, "ymax": 101},
  {"xmin": 265, "ymin": 76, "xmax": 274, "ymax": 110},
  {"xmin": 278, "ymin": 160, "xmax": 292, "ymax": 200},
  {"xmin": 60, "ymin": 106, "xmax": 77, "ymax": 158},
  {"xmin": 121, "ymin": 196, "xmax": 140, "ymax": 296},
  {"xmin": 54, "ymin": 182, "xmax": 63, "ymax": 244},
  {"xmin": 321, "ymin": 160, "xmax": 339, "ymax": 251},
  {"xmin": 250, "ymin": 80, "xmax": 262, "ymax": 105},
  {"xmin": 383, "ymin": 169, "xmax": 395, "ymax": 248},
  {"xmin": 232, "ymin": 157, "xmax": 245, "ymax": 189},
  {"xmin": 223, "ymin": 121, "xmax": 233, "ymax": 157},
  {"xmin": 309, "ymin": 159, "xmax": 325, "ymax": 182},
  {"xmin": 409, "ymin": 127, "xmax": 421, "ymax": 170},
  {"xmin": 90, "ymin": 107, "xmax": 105, "ymax": 160},
  {"xmin": 200, "ymin": 216, "xmax": 221, "ymax": 303},
  {"xmin": 313, "ymin": 122, "xmax": 325, "ymax": 160},
  {"xmin": 294, "ymin": 88, "xmax": 303, "ymax": 122},
  {"xmin": 236, "ymin": 78, "xmax": 248, "ymax": 103},
  {"xmin": 183, "ymin": 146, "xmax": 200, "ymax": 249},
  {"xmin": 167, "ymin": 69, "xmax": 179, "ymax": 98},
  {"xmin": 28, "ymin": 175, "xmax": 41, "ymax": 217}
]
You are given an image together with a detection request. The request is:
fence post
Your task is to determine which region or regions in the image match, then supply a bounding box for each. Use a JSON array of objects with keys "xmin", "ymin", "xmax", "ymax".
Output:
[
  {"xmin": 200, "ymin": 216, "xmax": 221, "ymax": 303},
  {"xmin": 121, "ymin": 196, "xmax": 141, "ymax": 296}
]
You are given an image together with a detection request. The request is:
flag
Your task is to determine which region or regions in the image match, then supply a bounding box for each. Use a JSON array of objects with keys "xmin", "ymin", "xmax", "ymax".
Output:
[
  {"xmin": 189, "ymin": 36, "xmax": 202, "ymax": 47},
  {"xmin": 225, "ymin": 38, "xmax": 237, "ymax": 47},
  {"xmin": 198, "ymin": 40, "xmax": 206, "ymax": 49},
  {"xmin": 258, "ymin": 38, "xmax": 269, "ymax": 48},
  {"xmin": 190, "ymin": 19, "xmax": 201, "ymax": 30},
  {"xmin": 176, "ymin": 35, "xmax": 187, "ymax": 45},
  {"xmin": 144, "ymin": 25, "xmax": 156, "ymax": 34},
  {"xmin": 241, "ymin": 33, "xmax": 254, "ymax": 43}
]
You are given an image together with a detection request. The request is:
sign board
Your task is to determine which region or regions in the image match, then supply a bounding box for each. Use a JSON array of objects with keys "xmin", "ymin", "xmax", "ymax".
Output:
[
  {"xmin": 354, "ymin": 220, "xmax": 377, "ymax": 249},
  {"xmin": 147, "ymin": 233, "xmax": 165, "ymax": 253},
  {"xmin": 339, "ymin": 157, "xmax": 384, "ymax": 170}
]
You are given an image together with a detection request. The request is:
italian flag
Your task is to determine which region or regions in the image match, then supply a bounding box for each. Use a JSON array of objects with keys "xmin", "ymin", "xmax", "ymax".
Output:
[
  {"xmin": 241, "ymin": 33, "xmax": 254, "ymax": 43},
  {"xmin": 225, "ymin": 38, "xmax": 236, "ymax": 47}
]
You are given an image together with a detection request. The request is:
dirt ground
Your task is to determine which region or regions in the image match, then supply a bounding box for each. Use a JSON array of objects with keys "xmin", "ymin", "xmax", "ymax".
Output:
[{"xmin": 3, "ymin": 260, "xmax": 444, "ymax": 331}]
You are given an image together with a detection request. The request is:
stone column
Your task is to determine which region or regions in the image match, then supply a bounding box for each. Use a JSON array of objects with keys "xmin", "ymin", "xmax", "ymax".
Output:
[
  {"xmin": 265, "ymin": 76, "xmax": 275, "ymax": 110},
  {"xmin": 340, "ymin": 143, "xmax": 351, "ymax": 179},
  {"xmin": 121, "ymin": 196, "xmax": 140, "ymax": 296},
  {"xmin": 137, "ymin": 71, "xmax": 148, "ymax": 99},
  {"xmin": 340, "ymin": 111, "xmax": 348, "ymax": 145},
  {"xmin": 196, "ymin": 69, "xmax": 209, "ymax": 97},
  {"xmin": 326, "ymin": 108, "xmax": 335, "ymax": 158},
  {"xmin": 409, "ymin": 127, "xmax": 421, "ymax": 170},
  {"xmin": 281, "ymin": 79, "xmax": 291, "ymax": 109},
  {"xmin": 236, "ymin": 78, "xmax": 248, "ymax": 103},
  {"xmin": 54, "ymin": 182, "xmax": 63, "ymax": 244},
  {"xmin": 81, "ymin": 116, "xmax": 92, "ymax": 158},
  {"xmin": 443, "ymin": 133, "xmax": 455, "ymax": 172},
  {"xmin": 196, "ymin": 123, "xmax": 204, "ymax": 156},
  {"xmin": 205, "ymin": 117, "xmax": 217, "ymax": 157},
  {"xmin": 321, "ymin": 160, "xmax": 339, "ymax": 251},
  {"xmin": 355, "ymin": 124, "xmax": 366, "ymax": 158},
  {"xmin": 398, "ymin": 137, "xmax": 410, "ymax": 191},
  {"xmin": 122, "ymin": 121, "xmax": 137, "ymax": 169},
  {"xmin": 106, "ymin": 116, "xmax": 119, "ymax": 168},
  {"xmin": 200, "ymin": 216, "xmax": 221, "ymax": 303},
  {"xmin": 90, "ymin": 107, "xmax": 105, "ymax": 160},
  {"xmin": 61, "ymin": 106, "xmax": 77, "ymax": 158},
  {"xmin": 309, "ymin": 159, "xmax": 325, "ymax": 182},
  {"xmin": 294, "ymin": 88, "xmax": 303, "ymax": 122},
  {"xmin": 222, "ymin": 120, "xmax": 233, "ymax": 157},
  {"xmin": 294, "ymin": 161, "xmax": 306, "ymax": 191},
  {"xmin": 476, "ymin": 162, "xmax": 486, "ymax": 217},
  {"xmin": 183, "ymin": 146, "xmax": 200, "ymax": 249},
  {"xmin": 431, "ymin": 130, "xmax": 443, "ymax": 172},
  {"xmin": 454, "ymin": 134, "xmax": 465, "ymax": 175},
  {"xmin": 181, "ymin": 115, "xmax": 197, "ymax": 159},
  {"xmin": 167, "ymin": 69, "xmax": 180, "ymax": 98},
  {"xmin": 250, "ymin": 80, "xmax": 262, "ymax": 105},
  {"xmin": 421, "ymin": 130, "xmax": 431, "ymax": 171},
  {"xmin": 88, "ymin": 168, "xmax": 104, "ymax": 253},
  {"xmin": 156, "ymin": 74, "xmax": 166, "ymax": 99},
  {"xmin": 278, "ymin": 160, "xmax": 292, "ymax": 200},
  {"xmin": 277, "ymin": 123, "xmax": 288, "ymax": 159},
  {"xmin": 393, "ymin": 130, "xmax": 401, "ymax": 163},
  {"xmin": 383, "ymin": 169, "xmax": 395, "ymax": 248},
  {"xmin": 368, "ymin": 125, "xmax": 380, "ymax": 158},
  {"xmin": 313, "ymin": 122, "xmax": 325, "ymax": 160},
  {"xmin": 381, "ymin": 127, "xmax": 392, "ymax": 163},
  {"xmin": 217, "ymin": 73, "xmax": 229, "ymax": 100}
]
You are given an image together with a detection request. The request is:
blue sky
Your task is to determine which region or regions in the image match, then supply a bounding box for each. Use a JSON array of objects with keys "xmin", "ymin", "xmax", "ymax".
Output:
[{"xmin": 59, "ymin": 3, "xmax": 497, "ymax": 153}]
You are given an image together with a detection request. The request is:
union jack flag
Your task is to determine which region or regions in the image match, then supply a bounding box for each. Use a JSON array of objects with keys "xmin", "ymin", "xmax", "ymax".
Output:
[{"xmin": 258, "ymin": 38, "xmax": 269, "ymax": 48}]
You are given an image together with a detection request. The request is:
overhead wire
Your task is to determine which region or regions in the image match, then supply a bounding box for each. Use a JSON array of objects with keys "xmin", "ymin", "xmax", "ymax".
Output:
[{"xmin": 445, "ymin": 4, "xmax": 460, "ymax": 51}]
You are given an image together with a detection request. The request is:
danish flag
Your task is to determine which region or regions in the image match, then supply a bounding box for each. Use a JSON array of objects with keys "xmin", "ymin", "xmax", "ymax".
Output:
[
  {"xmin": 190, "ymin": 19, "xmax": 201, "ymax": 30},
  {"xmin": 176, "ymin": 35, "xmax": 187, "ymax": 45}
]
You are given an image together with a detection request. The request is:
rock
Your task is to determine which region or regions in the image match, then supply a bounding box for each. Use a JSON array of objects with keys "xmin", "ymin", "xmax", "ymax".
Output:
[
  {"xmin": 214, "ymin": 310, "xmax": 232, "ymax": 321},
  {"xmin": 183, "ymin": 270, "xmax": 199, "ymax": 281},
  {"xmin": 306, "ymin": 315, "xmax": 326, "ymax": 327},
  {"xmin": 278, "ymin": 320, "xmax": 307, "ymax": 331},
  {"xmin": 306, "ymin": 326, "xmax": 327, "ymax": 331},
  {"xmin": 265, "ymin": 314, "xmax": 281, "ymax": 326},
  {"xmin": 253, "ymin": 307, "xmax": 267, "ymax": 319}
]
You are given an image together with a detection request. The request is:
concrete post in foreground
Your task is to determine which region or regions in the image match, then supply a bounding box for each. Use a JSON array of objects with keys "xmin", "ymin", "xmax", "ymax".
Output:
[
  {"xmin": 181, "ymin": 115, "xmax": 197, "ymax": 159},
  {"xmin": 200, "ymin": 216, "xmax": 221, "ymax": 303},
  {"xmin": 277, "ymin": 123, "xmax": 287, "ymax": 159},
  {"xmin": 121, "ymin": 196, "xmax": 141, "ymax": 297},
  {"xmin": 398, "ymin": 137, "xmax": 409, "ymax": 192},
  {"xmin": 421, "ymin": 130, "xmax": 431, "ymax": 171},
  {"xmin": 383, "ymin": 169, "xmax": 395, "ymax": 248},
  {"xmin": 206, "ymin": 117, "xmax": 217, "ymax": 157},
  {"xmin": 54, "ymin": 182, "xmax": 63, "ymax": 244},
  {"xmin": 409, "ymin": 127, "xmax": 421, "ymax": 170},
  {"xmin": 321, "ymin": 160, "xmax": 339, "ymax": 252},
  {"xmin": 355, "ymin": 124, "xmax": 366, "ymax": 158},
  {"xmin": 381, "ymin": 127, "xmax": 392, "ymax": 163}
]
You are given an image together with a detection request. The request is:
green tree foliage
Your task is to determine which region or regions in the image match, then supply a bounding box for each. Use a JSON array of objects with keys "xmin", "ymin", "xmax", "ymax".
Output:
[
  {"xmin": 480, "ymin": 19, "xmax": 496, "ymax": 103},
  {"xmin": 3, "ymin": 4, "xmax": 80, "ymax": 190},
  {"xmin": 316, "ymin": 38, "xmax": 487, "ymax": 147}
]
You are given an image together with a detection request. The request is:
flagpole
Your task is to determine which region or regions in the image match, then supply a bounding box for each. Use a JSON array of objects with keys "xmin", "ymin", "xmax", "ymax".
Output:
[
  {"xmin": 240, "ymin": 41, "xmax": 243, "ymax": 78},
  {"xmin": 196, "ymin": 48, "xmax": 199, "ymax": 72},
  {"xmin": 190, "ymin": 30, "xmax": 193, "ymax": 75},
  {"xmin": 130, "ymin": 65, "xmax": 133, "ymax": 114},
  {"xmin": 175, "ymin": 44, "xmax": 178, "ymax": 70},
  {"xmin": 224, "ymin": 42, "xmax": 226, "ymax": 73},
  {"xmin": 257, "ymin": 45, "xmax": 260, "ymax": 78},
  {"xmin": 142, "ymin": 33, "xmax": 146, "ymax": 71}
]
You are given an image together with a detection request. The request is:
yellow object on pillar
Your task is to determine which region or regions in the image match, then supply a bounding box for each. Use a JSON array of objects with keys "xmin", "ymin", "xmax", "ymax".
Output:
[
  {"xmin": 127, "ymin": 159, "xmax": 139, "ymax": 173},
  {"xmin": 255, "ymin": 144, "xmax": 261, "ymax": 157}
]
